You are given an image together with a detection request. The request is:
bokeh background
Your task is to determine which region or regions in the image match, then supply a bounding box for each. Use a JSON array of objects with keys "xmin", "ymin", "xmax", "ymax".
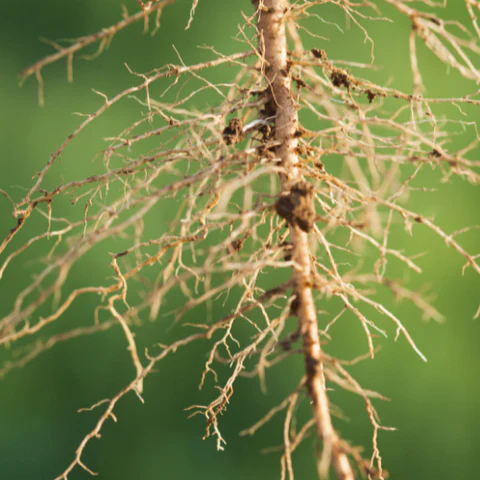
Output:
[{"xmin": 0, "ymin": 1, "xmax": 479, "ymax": 479}]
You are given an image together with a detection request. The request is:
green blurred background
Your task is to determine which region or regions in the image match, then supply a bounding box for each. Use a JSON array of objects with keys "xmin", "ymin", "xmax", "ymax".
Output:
[{"xmin": 0, "ymin": 1, "xmax": 479, "ymax": 479}]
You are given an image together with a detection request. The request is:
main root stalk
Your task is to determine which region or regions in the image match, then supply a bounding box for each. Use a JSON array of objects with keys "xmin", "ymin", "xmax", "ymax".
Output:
[{"xmin": 255, "ymin": 1, "xmax": 354, "ymax": 478}]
